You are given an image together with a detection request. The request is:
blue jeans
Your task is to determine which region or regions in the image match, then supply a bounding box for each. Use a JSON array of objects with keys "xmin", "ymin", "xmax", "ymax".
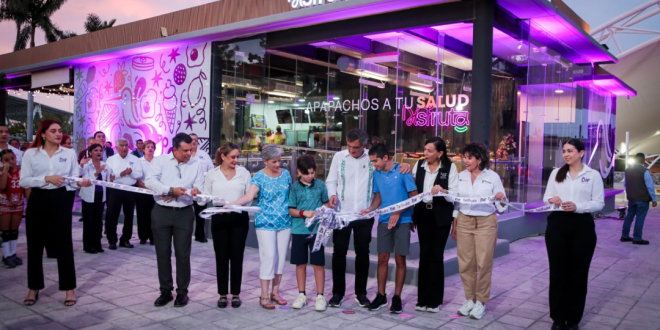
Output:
[{"xmin": 622, "ymin": 201, "xmax": 650, "ymax": 241}]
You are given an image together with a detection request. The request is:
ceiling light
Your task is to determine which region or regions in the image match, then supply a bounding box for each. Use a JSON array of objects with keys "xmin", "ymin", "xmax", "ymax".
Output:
[
  {"xmin": 416, "ymin": 73, "xmax": 442, "ymax": 85},
  {"xmin": 265, "ymin": 91, "xmax": 298, "ymax": 98},
  {"xmin": 333, "ymin": 96, "xmax": 340, "ymax": 100},
  {"xmin": 298, "ymin": 99, "xmax": 305, "ymax": 103},
  {"xmin": 410, "ymin": 91, "xmax": 430, "ymax": 98},
  {"xmin": 518, "ymin": 40, "xmax": 523, "ymax": 50},
  {"xmin": 359, "ymin": 78, "xmax": 385, "ymax": 89},
  {"xmin": 268, "ymin": 101, "xmax": 275, "ymax": 104},
  {"xmin": 409, "ymin": 84, "xmax": 434, "ymax": 93},
  {"xmin": 555, "ymin": 89, "xmax": 564, "ymax": 94}
]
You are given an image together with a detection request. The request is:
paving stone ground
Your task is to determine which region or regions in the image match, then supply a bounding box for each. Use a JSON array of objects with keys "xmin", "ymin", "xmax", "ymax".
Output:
[{"xmin": 1, "ymin": 198, "xmax": 660, "ymax": 330}]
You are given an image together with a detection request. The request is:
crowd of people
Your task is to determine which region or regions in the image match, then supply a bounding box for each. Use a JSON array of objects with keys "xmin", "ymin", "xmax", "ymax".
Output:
[{"xmin": 0, "ymin": 119, "xmax": 621, "ymax": 330}]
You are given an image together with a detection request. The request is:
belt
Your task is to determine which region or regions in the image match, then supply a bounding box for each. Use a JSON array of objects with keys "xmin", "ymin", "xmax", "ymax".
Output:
[
  {"xmin": 425, "ymin": 203, "xmax": 434, "ymax": 210},
  {"xmin": 157, "ymin": 204, "xmax": 192, "ymax": 211}
]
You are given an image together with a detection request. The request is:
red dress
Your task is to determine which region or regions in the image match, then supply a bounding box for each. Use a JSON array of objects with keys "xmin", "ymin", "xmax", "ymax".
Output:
[{"xmin": 0, "ymin": 170, "xmax": 24, "ymax": 213}]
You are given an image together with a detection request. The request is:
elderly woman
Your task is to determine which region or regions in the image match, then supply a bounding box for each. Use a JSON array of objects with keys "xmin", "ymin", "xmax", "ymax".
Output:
[
  {"xmin": 452, "ymin": 142, "xmax": 507, "ymax": 320},
  {"xmin": 227, "ymin": 144, "xmax": 292, "ymax": 309}
]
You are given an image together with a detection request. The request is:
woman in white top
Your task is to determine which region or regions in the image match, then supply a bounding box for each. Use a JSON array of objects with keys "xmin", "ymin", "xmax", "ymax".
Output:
[
  {"xmin": 19, "ymin": 119, "xmax": 91, "ymax": 307},
  {"xmin": 452, "ymin": 142, "xmax": 506, "ymax": 320},
  {"xmin": 80, "ymin": 143, "xmax": 109, "ymax": 254},
  {"xmin": 200, "ymin": 142, "xmax": 251, "ymax": 309},
  {"xmin": 411, "ymin": 137, "xmax": 458, "ymax": 313},
  {"xmin": 136, "ymin": 140, "xmax": 157, "ymax": 245},
  {"xmin": 543, "ymin": 139, "xmax": 603, "ymax": 330}
]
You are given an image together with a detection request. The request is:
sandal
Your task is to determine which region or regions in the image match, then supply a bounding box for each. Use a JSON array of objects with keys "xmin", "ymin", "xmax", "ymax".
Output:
[
  {"xmin": 64, "ymin": 299, "xmax": 77, "ymax": 307},
  {"xmin": 270, "ymin": 293, "xmax": 287, "ymax": 305},
  {"xmin": 23, "ymin": 290, "xmax": 39, "ymax": 307},
  {"xmin": 260, "ymin": 297, "xmax": 275, "ymax": 309}
]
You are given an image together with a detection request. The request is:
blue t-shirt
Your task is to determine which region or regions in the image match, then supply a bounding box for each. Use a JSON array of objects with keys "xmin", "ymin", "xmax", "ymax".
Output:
[
  {"xmin": 251, "ymin": 169, "xmax": 292, "ymax": 231},
  {"xmin": 289, "ymin": 179, "xmax": 329, "ymax": 235},
  {"xmin": 373, "ymin": 162, "xmax": 417, "ymax": 224}
]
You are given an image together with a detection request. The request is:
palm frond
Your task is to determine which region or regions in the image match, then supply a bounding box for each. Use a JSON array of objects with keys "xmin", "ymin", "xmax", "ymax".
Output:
[{"xmin": 13, "ymin": 23, "xmax": 30, "ymax": 51}]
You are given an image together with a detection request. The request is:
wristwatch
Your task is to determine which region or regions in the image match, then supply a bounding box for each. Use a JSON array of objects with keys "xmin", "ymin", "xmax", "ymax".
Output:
[{"xmin": 168, "ymin": 187, "xmax": 174, "ymax": 196}]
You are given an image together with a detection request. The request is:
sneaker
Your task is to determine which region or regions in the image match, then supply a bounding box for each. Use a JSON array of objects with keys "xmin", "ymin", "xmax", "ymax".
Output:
[
  {"xmin": 368, "ymin": 293, "xmax": 388, "ymax": 311},
  {"xmin": 2, "ymin": 257, "xmax": 15, "ymax": 269},
  {"xmin": 315, "ymin": 295, "xmax": 327, "ymax": 312},
  {"xmin": 292, "ymin": 293, "xmax": 307, "ymax": 309},
  {"xmin": 355, "ymin": 294, "xmax": 370, "ymax": 307},
  {"xmin": 328, "ymin": 295, "xmax": 343, "ymax": 308},
  {"xmin": 426, "ymin": 306, "xmax": 440, "ymax": 313},
  {"xmin": 469, "ymin": 301, "xmax": 486, "ymax": 320},
  {"xmin": 390, "ymin": 295, "xmax": 402, "ymax": 314},
  {"xmin": 457, "ymin": 300, "xmax": 475, "ymax": 316},
  {"xmin": 415, "ymin": 305, "xmax": 427, "ymax": 312},
  {"xmin": 10, "ymin": 255, "xmax": 22, "ymax": 266}
]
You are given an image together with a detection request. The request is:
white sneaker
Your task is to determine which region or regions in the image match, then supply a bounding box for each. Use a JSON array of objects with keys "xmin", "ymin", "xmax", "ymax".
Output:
[
  {"xmin": 292, "ymin": 293, "xmax": 307, "ymax": 309},
  {"xmin": 415, "ymin": 305, "xmax": 427, "ymax": 312},
  {"xmin": 315, "ymin": 295, "xmax": 327, "ymax": 312},
  {"xmin": 469, "ymin": 301, "xmax": 486, "ymax": 320},
  {"xmin": 457, "ymin": 300, "xmax": 475, "ymax": 316},
  {"xmin": 426, "ymin": 306, "xmax": 440, "ymax": 313}
]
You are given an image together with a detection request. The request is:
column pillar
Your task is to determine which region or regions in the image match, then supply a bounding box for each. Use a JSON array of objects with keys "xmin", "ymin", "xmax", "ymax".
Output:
[
  {"xmin": 0, "ymin": 89, "xmax": 6, "ymax": 124},
  {"xmin": 27, "ymin": 91, "xmax": 33, "ymax": 142},
  {"xmin": 471, "ymin": 0, "xmax": 494, "ymax": 147}
]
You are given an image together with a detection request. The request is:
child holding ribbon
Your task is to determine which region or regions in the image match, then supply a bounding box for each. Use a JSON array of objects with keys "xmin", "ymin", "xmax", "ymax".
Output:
[
  {"xmin": 361, "ymin": 144, "xmax": 418, "ymax": 314},
  {"xmin": 288, "ymin": 154, "xmax": 330, "ymax": 311}
]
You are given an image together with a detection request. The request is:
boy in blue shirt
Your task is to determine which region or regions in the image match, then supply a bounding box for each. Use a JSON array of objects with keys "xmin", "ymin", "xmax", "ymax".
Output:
[
  {"xmin": 288, "ymin": 155, "xmax": 330, "ymax": 311},
  {"xmin": 360, "ymin": 144, "xmax": 418, "ymax": 314}
]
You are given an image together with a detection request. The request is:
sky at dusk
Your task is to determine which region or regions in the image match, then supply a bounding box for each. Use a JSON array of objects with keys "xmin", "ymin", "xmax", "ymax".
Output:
[{"xmin": 0, "ymin": 0, "xmax": 658, "ymax": 56}]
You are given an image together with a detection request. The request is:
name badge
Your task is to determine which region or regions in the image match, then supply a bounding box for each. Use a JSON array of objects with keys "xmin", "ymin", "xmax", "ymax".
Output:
[{"xmin": 59, "ymin": 157, "xmax": 67, "ymax": 163}]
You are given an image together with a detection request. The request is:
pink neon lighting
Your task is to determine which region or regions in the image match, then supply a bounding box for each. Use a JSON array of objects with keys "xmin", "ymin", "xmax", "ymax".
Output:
[{"xmin": 403, "ymin": 106, "xmax": 470, "ymax": 127}]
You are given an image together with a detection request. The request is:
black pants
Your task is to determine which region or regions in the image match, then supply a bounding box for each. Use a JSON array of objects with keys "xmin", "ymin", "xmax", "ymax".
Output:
[
  {"xmin": 26, "ymin": 188, "xmax": 76, "ymax": 290},
  {"xmin": 152, "ymin": 204, "xmax": 195, "ymax": 295},
  {"xmin": 417, "ymin": 208, "xmax": 451, "ymax": 308},
  {"xmin": 545, "ymin": 212, "xmax": 597, "ymax": 325},
  {"xmin": 105, "ymin": 188, "xmax": 136, "ymax": 244},
  {"xmin": 332, "ymin": 218, "xmax": 374, "ymax": 296},
  {"xmin": 135, "ymin": 193, "xmax": 155, "ymax": 242},
  {"xmin": 82, "ymin": 191, "xmax": 105, "ymax": 251},
  {"xmin": 194, "ymin": 202, "xmax": 207, "ymax": 240},
  {"xmin": 211, "ymin": 212, "xmax": 249, "ymax": 295}
]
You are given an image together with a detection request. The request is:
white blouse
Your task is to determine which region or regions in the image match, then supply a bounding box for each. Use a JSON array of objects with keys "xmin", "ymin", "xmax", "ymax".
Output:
[
  {"xmin": 454, "ymin": 168, "xmax": 507, "ymax": 217},
  {"xmin": 412, "ymin": 160, "xmax": 459, "ymax": 203},
  {"xmin": 137, "ymin": 157, "xmax": 154, "ymax": 181},
  {"xmin": 200, "ymin": 165, "xmax": 252, "ymax": 206},
  {"xmin": 19, "ymin": 146, "xmax": 80, "ymax": 190},
  {"xmin": 79, "ymin": 161, "xmax": 109, "ymax": 203},
  {"xmin": 543, "ymin": 164, "xmax": 604, "ymax": 214}
]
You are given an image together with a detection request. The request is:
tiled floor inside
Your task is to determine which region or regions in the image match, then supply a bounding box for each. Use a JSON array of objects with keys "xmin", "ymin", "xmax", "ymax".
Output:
[{"xmin": 1, "ymin": 205, "xmax": 660, "ymax": 330}]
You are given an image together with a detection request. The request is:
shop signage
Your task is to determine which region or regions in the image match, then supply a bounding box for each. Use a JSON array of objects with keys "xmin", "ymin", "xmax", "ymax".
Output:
[
  {"xmin": 288, "ymin": 0, "xmax": 349, "ymax": 9},
  {"xmin": 305, "ymin": 94, "xmax": 470, "ymax": 132}
]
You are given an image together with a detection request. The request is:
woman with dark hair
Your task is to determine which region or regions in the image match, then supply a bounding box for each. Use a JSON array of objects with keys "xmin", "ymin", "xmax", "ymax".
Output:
[
  {"xmin": 136, "ymin": 140, "xmax": 157, "ymax": 245},
  {"xmin": 0, "ymin": 149, "xmax": 27, "ymax": 268},
  {"xmin": 61, "ymin": 134, "xmax": 73, "ymax": 149},
  {"xmin": 411, "ymin": 137, "xmax": 458, "ymax": 313},
  {"xmin": 80, "ymin": 143, "xmax": 108, "ymax": 254},
  {"xmin": 20, "ymin": 119, "xmax": 91, "ymax": 307},
  {"xmin": 199, "ymin": 142, "xmax": 252, "ymax": 308},
  {"xmin": 452, "ymin": 142, "xmax": 506, "ymax": 320},
  {"xmin": 543, "ymin": 139, "xmax": 603, "ymax": 330}
]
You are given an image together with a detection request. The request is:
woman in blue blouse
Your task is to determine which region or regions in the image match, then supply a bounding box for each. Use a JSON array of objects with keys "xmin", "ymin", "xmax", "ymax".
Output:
[{"xmin": 227, "ymin": 144, "xmax": 292, "ymax": 309}]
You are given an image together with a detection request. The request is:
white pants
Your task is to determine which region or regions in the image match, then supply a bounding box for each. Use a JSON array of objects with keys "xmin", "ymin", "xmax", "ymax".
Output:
[{"xmin": 256, "ymin": 228, "xmax": 291, "ymax": 280}]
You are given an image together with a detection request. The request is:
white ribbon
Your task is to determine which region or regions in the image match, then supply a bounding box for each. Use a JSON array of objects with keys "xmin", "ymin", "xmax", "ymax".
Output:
[
  {"xmin": 200, "ymin": 206, "xmax": 262, "ymax": 219},
  {"xmin": 305, "ymin": 191, "xmax": 564, "ymax": 252}
]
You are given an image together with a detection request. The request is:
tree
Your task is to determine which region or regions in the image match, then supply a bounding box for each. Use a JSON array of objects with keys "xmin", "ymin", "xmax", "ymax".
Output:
[
  {"xmin": 84, "ymin": 13, "xmax": 115, "ymax": 33},
  {"xmin": 0, "ymin": 0, "xmax": 68, "ymax": 51}
]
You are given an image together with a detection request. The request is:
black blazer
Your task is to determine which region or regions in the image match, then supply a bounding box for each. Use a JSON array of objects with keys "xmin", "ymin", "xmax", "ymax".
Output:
[
  {"xmin": 412, "ymin": 160, "xmax": 454, "ymax": 227},
  {"xmin": 105, "ymin": 147, "xmax": 114, "ymax": 158}
]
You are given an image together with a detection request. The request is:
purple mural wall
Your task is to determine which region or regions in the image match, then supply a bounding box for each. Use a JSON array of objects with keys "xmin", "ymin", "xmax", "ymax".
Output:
[{"xmin": 73, "ymin": 42, "xmax": 211, "ymax": 155}]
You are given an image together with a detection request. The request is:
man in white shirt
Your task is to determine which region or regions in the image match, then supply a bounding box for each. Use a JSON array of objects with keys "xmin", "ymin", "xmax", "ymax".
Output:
[
  {"xmin": 0, "ymin": 124, "xmax": 23, "ymax": 167},
  {"xmin": 325, "ymin": 129, "xmax": 410, "ymax": 308},
  {"xmin": 189, "ymin": 133, "xmax": 214, "ymax": 243},
  {"xmin": 105, "ymin": 138, "xmax": 143, "ymax": 250},
  {"xmin": 145, "ymin": 133, "xmax": 205, "ymax": 308}
]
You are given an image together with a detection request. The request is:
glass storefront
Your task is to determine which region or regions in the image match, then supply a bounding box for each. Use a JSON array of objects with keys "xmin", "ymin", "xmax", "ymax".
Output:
[{"xmin": 210, "ymin": 18, "xmax": 616, "ymax": 207}]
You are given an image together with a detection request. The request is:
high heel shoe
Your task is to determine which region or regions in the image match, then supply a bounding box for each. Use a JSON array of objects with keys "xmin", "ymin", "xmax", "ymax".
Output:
[{"xmin": 24, "ymin": 290, "xmax": 39, "ymax": 306}]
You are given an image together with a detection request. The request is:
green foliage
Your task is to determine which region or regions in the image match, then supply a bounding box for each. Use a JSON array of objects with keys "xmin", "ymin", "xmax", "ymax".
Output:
[
  {"xmin": 84, "ymin": 13, "xmax": 115, "ymax": 33},
  {"xmin": 0, "ymin": 0, "xmax": 69, "ymax": 51}
]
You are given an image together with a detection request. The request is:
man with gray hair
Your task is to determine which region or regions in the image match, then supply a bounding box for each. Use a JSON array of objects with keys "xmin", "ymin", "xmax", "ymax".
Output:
[
  {"xmin": 325, "ymin": 129, "xmax": 410, "ymax": 308},
  {"xmin": 146, "ymin": 132, "xmax": 206, "ymax": 308},
  {"xmin": 105, "ymin": 138, "xmax": 143, "ymax": 250}
]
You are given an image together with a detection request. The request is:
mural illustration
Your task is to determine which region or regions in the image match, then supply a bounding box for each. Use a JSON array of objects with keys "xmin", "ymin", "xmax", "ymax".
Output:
[{"xmin": 73, "ymin": 42, "xmax": 210, "ymax": 155}]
